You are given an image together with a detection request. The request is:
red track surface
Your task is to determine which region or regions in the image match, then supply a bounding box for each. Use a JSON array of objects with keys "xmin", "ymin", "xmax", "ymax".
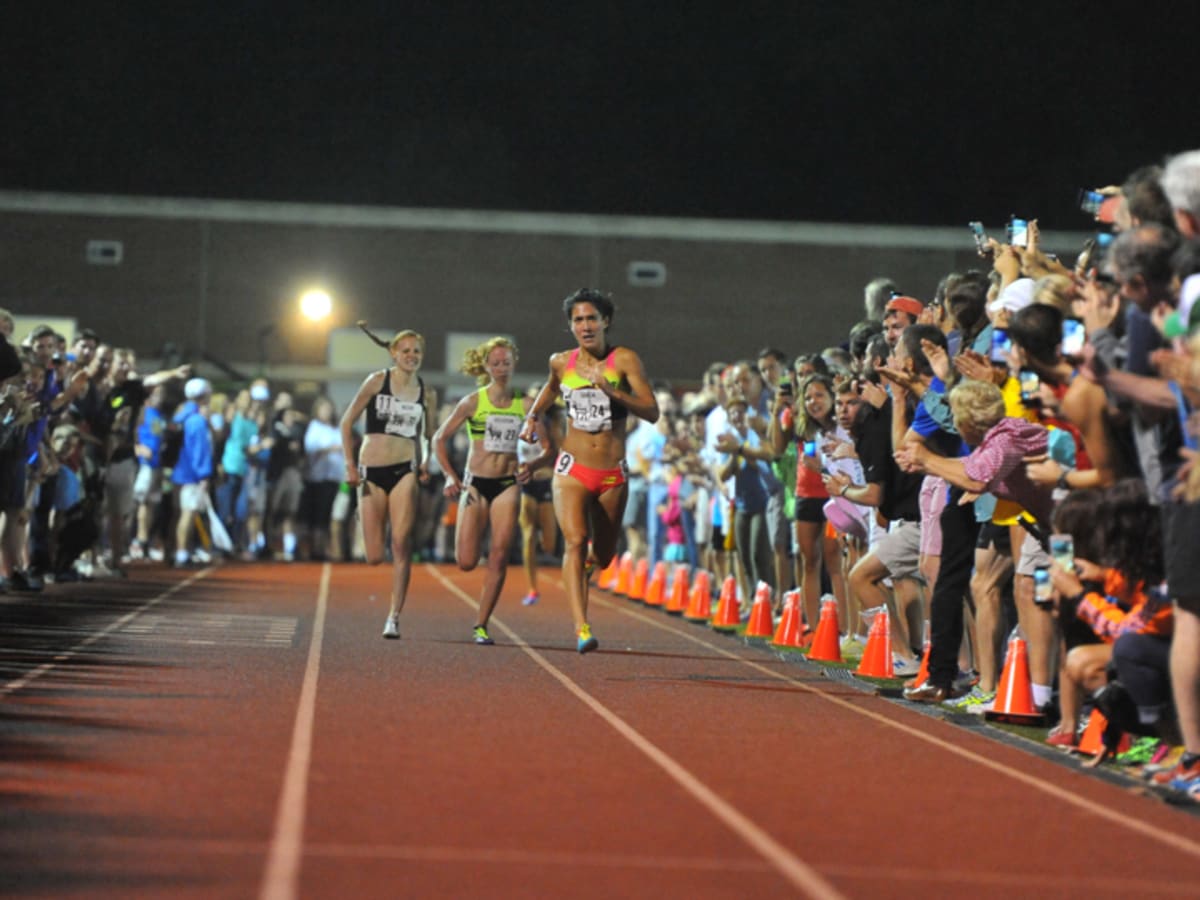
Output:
[{"xmin": 3, "ymin": 561, "xmax": 1199, "ymax": 899}]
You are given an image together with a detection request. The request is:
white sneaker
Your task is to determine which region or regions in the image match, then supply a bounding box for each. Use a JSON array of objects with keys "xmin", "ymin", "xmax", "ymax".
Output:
[
  {"xmin": 191, "ymin": 548, "xmax": 213, "ymax": 564},
  {"xmin": 382, "ymin": 614, "xmax": 400, "ymax": 640},
  {"xmin": 892, "ymin": 656, "xmax": 922, "ymax": 679},
  {"xmin": 148, "ymin": 547, "xmax": 165, "ymax": 562}
]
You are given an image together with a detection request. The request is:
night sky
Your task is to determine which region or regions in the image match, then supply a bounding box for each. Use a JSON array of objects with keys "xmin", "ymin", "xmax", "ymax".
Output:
[{"xmin": 5, "ymin": 5, "xmax": 1198, "ymax": 230}]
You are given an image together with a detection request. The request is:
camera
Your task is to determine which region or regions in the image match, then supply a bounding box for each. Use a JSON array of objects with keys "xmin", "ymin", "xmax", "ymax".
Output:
[
  {"xmin": 1007, "ymin": 216, "xmax": 1030, "ymax": 249},
  {"xmin": 1061, "ymin": 319, "xmax": 1086, "ymax": 357},
  {"xmin": 1033, "ymin": 566, "xmax": 1054, "ymax": 607}
]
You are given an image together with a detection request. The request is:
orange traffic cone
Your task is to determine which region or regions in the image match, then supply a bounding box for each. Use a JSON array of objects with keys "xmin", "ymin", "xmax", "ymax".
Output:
[
  {"xmin": 744, "ymin": 582, "xmax": 775, "ymax": 638},
  {"xmin": 628, "ymin": 558, "xmax": 649, "ymax": 602},
  {"xmin": 664, "ymin": 565, "xmax": 689, "ymax": 615},
  {"xmin": 644, "ymin": 561, "xmax": 667, "ymax": 607},
  {"xmin": 613, "ymin": 552, "xmax": 633, "ymax": 596},
  {"xmin": 985, "ymin": 630, "xmax": 1044, "ymax": 724},
  {"xmin": 909, "ymin": 621, "xmax": 932, "ymax": 688},
  {"xmin": 684, "ymin": 570, "xmax": 713, "ymax": 623},
  {"xmin": 597, "ymin": 555, "xmax": 619, "ymax": 591},
  {"xmin": 710, "ymin": 575, "xmax": 741, "ymax": 631},
  {"xmin": 771, "ymin": 590, "xmax": 804, "ymax": 648},
  {"xmin": 1074, "ymin": 708, "xmax": 1132, "ymax": 756},
  {"xmin": 807, "ymin": 594, "xmax": 843, "ymax": 662},
  {"xmin": 854, "ymin": 605, "xmax": 894, "ymax": 678}
]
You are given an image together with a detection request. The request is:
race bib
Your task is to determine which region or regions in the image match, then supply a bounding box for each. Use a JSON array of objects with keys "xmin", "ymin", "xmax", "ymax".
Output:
[
  {"xmin": 565, "ymin": 387, "xmax": 612, "ymax": 433},
  {"xmin": 483, "ymin": 414, "xmax": 521, "ymax": 453},
  {"xmin": 554, "ymin": 451, "xmax": 575, "ymax": 475},
  {"xmin": 376, "ymin": 396, "xmax": 422, "ymax": 438}
]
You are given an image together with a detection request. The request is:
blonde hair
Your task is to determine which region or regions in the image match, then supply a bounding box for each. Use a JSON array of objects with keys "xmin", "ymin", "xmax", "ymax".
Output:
[
  {"xmin": 949, "ymin": 380, "xmax": 1006, "ymax": 437},
  {"xmin": 461, "ymin": 337, "xmax": 518, "ymax": 385},
  {"xmin": 1033, "ymin": 274, "xmax": 1074, "ymax": 316},
  {"xmin": 389, "ymin": 329, "xmax": 425, "ymax": 353}
]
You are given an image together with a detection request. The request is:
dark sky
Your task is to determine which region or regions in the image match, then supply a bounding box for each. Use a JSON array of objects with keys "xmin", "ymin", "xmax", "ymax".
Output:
[{"xmin": 5, "ymin": 4, "xmax": 1197, "ymax": 229}]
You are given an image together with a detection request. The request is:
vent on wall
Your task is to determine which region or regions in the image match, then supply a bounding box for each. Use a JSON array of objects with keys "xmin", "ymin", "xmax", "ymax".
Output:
[
  {"xmin": 626, "ymin": 261, "xmax": 666, "ymax": 287},
  {"xmin": 86, "ymin": 240, "xmax": 123, "ymax": 266}
]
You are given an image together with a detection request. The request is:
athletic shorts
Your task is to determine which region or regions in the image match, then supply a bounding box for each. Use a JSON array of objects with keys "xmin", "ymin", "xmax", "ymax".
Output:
[
  {"xmin": 133, "ymin": 463, "xmax": 163, "ymax": 505},
  {"xmin": 875, "ymin": 519, "xmax": 922, "ymax": 580},
  {"xmin": 104, "ymin": 457, "xmax": 137, "ymax": 519},
  {"xmin": 793, "ymin": 496, "xmax": 826, "ymax": 524},
  {"xmin": 918, "ymin": 475, "xmax": 948, "ymax": 558},
  {"xmin": 975, "ymin": 520, "xmax": 1012, "ymax": 553},
  {"xmin": 1015, "ymin": 528, "xmax": 1051, "ymax": 577},
  {"xmin": 521, "ymin": 478, "xmax": 553, "ymax": 503},
  {"xmin": 177, "ymin": 482, "xmax": 208, "ymax": 514},
  {"xmin": 270, "ymin": 467, "xmax": 303, "ymax": 518},
  {"xmin": 622, "ymin": 477, "xmax": 647, "ymax": 527},
  {"xmin": 765, "ymin": 491, "xmax": 791, "ymax": 551},
  {"xmin": 554, "ymin": 451, "xmax": 627, "ymax": 496}
]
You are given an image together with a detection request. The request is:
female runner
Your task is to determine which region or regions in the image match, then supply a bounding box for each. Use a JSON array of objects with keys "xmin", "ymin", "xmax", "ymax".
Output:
[
  {"xmin": 340, "ymin": 324, "xmax": 437, "ymax": 640},
  {"xmin": 519, "ymin": 289, "xmax": 659, "ymax": 653},
  {"xmin": 433, "ymin": 337, "xmax": 550, "ymax": 644},
  {"xmin": 518, "ymin": 384, "xmax": 563, "ymax": 606}
]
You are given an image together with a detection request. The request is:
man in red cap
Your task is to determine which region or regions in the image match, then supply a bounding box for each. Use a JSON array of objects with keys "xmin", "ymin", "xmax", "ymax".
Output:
[{"xmin": 884, "ymin": 294, "xmax": 924, "ymax": 349}]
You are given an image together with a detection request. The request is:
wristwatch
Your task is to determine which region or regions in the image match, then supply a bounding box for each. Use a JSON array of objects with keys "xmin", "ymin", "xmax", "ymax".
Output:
[{"xmin": 1056, "ymin": 467, "xmax": 1073, "ymax": 490}]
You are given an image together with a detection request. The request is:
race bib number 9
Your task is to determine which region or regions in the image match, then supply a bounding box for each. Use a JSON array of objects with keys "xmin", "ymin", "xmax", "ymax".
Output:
[
  {"xmin": 566, "ymin": 387, "xmax": 612, "ymax": 433},
  {"xmin": 483, "ymin": 414, "xmax": 521, "ymax": 453}
]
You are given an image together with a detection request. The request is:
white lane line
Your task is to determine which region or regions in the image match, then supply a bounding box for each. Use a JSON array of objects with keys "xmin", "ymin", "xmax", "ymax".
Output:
[
  {"xmin": 430, "ymin": 565, "xmax": 846, "ymax": 900},
  {"xmin": 592, "ymin": 591, "xmax": 1200, "ymax": 862},
  {"xmin": 259, "ymin": 562, "xmax": 330, "ymax": 900},
  {"xmin": 0, "ymin": 569, "xmax": 213, "ymax": 698}
]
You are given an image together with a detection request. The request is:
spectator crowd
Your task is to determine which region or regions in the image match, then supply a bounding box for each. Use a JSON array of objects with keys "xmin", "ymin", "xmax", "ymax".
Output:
[{"xmin": 3, "ymin": 149, "xmax": 1199, "ymax": 802}]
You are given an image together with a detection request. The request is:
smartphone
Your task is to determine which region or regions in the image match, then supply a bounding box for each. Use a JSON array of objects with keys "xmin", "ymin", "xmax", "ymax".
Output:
[
  {"xmin": 968, "ymin": 220, "xmax": 989, "ymax": 256},
  {"xmin": 1033, "ymin": 566, "xmax": 1054, "ymax": 607},
  {"xmin": 779, "ymin": 376, "xmax": 793, "ymax": 398},
  {"xmin": 1050, "ymin": 533, "xmax": 1075, "ymax": 573},
  {"xmin": 1095, "ymin": 231, "xmax": 1114, "ymax": 250},
  {"xmin": 1061, "ymin": 319, "xmax": 1086, "ymax": 357},
  {"xmin": 1007, "ymin": 216, "xmax": 1029, "ymax": 249},
  {"xmin": 1018, "ymin": 368, "xmax": 1041, "ymax": 405},
  {"xmin": 990, "ymin": 328, "xmax": 1012, "ymax": 364},
  {"xmin": 803, "ymin": 440, "xmax": 817, "ymax": 458}
]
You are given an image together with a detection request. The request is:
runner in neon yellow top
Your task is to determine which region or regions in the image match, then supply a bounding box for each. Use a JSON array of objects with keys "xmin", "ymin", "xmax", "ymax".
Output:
[{"xmin": 435, "ymin": 337, "xmax": 552, "ymax": 644}]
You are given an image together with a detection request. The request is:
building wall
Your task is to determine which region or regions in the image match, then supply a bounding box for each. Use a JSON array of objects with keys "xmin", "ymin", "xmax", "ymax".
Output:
[{"xmin": 0, "ymin": 192, "xmax": 1089, "ymax": 386}]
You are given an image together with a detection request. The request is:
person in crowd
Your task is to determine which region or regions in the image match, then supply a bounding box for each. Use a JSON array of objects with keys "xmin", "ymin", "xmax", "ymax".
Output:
[
  {"xmin": 434, "ymin": 337, "xmax": 547, "ymax": 645},
  {"xmin": 520, "ymin": 289, "xmax": 659, "ymax": 653},
  {"xmin": 130, "ymin": 384, "xmax": 168, "ymax": 562},
  {"xmin": 715, "ymin": 391, "xmax": 777, "ymax": 609},
  {"xmin": 171, "ymin": 378, "xmax": 215, "ymax": 568},
  {"xmin": 864, "ymin": 277, "xmax": 898, "ymax": 322},
  {"xmin": 518, "ymin": 385, "xmax": 562, "ymax": 605},
  {"xmin": 1045, "ymin": 482, "xmax": 1173, "ymax": 756},
  {"xmin": 216, "ymin": 388, "xmax": 256, "ymax": 552},
  {"xmin": 882, "ymin": 294, "xmax": 924, "ymax": 349},
  {"xmin": 340, "ymin": 327, "xmax": 437, "ymax": 640},
  {"xmin": 303, "ymin": 395, "xmax": 344, "ymax": 561},
  {"xmin": 895, "ymin": 379, "xmax": 1052, "ymax": 703},
  {"xmin": 771, "ymin": 372, "xmax": 837, "ymax": 633},
  {"xmin": 267, "ymin": 392, "xmax": 306, "ymax": 561}
]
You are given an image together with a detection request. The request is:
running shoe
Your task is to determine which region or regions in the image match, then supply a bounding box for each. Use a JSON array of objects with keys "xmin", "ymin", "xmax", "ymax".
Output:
[
  {"xmin": 1152, "ymin": 754, "xmax": 1200, "ymax": 790},
  {"xmin": 382, "ymin": 614, "xmax": 400, "ymax": 640},
  {"xmin": 891, "ymin": 656, "xmax": 921, "ymax": 679},
  {"xmin": 944, "ymin": 685, "xmax": 995, "ymax": 715},
  {"xmin": 1115, "ymin": 736, "xmax": 1162, "ymax": 767},
  {"xmin": 577, "ymin": 623, "xmax": 599, "ymax": 654},
  {"xmin": 1143, "ymin": 746, "xmax": 1184, "ymax": 781},
  {"xmin": 522, "ymin": 591, "xmax": 539, "ymax": 606},
  {"xmin": 1044, "ymin": 725, "xmax": 1078, "ymax": 750},
  {"xmin": 473, "ymin": 625, "xmax": 494, "ymax": 645}
]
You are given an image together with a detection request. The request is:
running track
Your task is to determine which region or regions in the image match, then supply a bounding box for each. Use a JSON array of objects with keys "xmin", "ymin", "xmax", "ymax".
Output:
[{"xmin": 2, "ymin": 561, "xmax": 1199, "ymax": 899}]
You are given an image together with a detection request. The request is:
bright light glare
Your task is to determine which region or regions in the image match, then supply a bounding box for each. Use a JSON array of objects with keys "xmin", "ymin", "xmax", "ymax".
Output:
[{"xmin": 300, "ymin": 289, "xmax": 333, "ymax": 321}]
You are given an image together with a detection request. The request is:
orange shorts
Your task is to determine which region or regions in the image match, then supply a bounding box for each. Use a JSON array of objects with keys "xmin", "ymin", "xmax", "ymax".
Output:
[{"xmin": 554, "ymin": 451, "xmax": 627, "ymax": 496}]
